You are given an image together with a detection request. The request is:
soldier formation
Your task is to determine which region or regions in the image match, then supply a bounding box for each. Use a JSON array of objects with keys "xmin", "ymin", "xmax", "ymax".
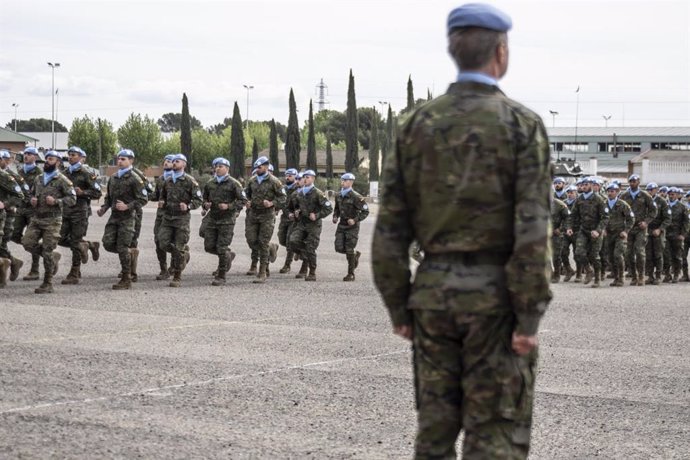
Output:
[
  {"xmin": 0, "ymin": 147, "xmax": 369, "ymax": 293},
  {"xmin": 552, "ymin": 174, "xmax": 690, "ymax": 287}
]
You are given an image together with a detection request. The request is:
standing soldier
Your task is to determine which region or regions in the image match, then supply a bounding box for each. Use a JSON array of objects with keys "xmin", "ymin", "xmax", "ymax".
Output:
[
  {"xmin": 664, "ymin": 187, "xmax": 690, "ymax": 283},
  {"xmin": 158, "ymin": 154, "xmax": 202, "ymax": 287},
  {"xmin": 550, "ymin": 196, "xmax": 571, "ymax": 283},
  {"xmin": 332, "ymin": 172, "xmax": 369, "ymax": 281},
  {"xmin": 603, "ymin": 183, "xmax": 634, "ymax": 287},
  {"xmin": 13, "ymin": 147, "xmax": 46, "ymax": 280},
  {"xmin": 22, "ymin": 151, "xmax": 76, "ymax": 294},
  {"xmin": 277, "ymin": 168, "xmax": 300, "ymax": 274},
  {"xmin": 58, "ymin": 146, "xmax": 102, "ymax": 284},
  {"xmin": 561, "ymin": 185, "xmax": 579, "ymax": 281},
  {"xmin": 202, "ymin": 157, "xmax": 246, "ymax": 286},
  {"xmin": 645, "ymin": 182, "xmax": 670, "ymax": 285},
  {"xmin": 244, "ymin": 156, "xmax": 285, "ymax": 283},
  {"xmin": 96, "ymin": 149, "xmax": 148, "ymax": 290},
  {"xmin": 372, "ymin": 5, "xmax": 552, "ymax": 458},
  {"xmin": 0, "ymin": 153, "xmax": 26, "ymax": 287},
  {"xmin": 0, "ymin": 149, "xmax": 28, "ymax": 281},
  {"xmin": 620, "ymin": 174, "xmax": 657, "ymax": 285},
  {"xmin": 150, "ymin": 154, "xmax": 175, "ymax": 280},
  {"xmin": 569, "ymin": 177, "xmax": 609, "ymax": 287},
  {"xmin": 288, "ymin": 170, "xmax": 332, "ymax": 281}
]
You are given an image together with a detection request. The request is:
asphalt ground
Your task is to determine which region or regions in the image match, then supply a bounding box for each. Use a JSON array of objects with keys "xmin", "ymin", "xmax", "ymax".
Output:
[{"xmin": 1, "ymin": 204, "xmax": 688, "ymax": 459}]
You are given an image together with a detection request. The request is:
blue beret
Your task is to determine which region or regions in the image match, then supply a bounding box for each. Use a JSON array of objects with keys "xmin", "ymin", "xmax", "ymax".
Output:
[
  {"xmin": 669, "ymin": 187, "xmax": 680, "ymax": 194},
  {"xmin": 173, "ymin": 153, "xmax": 187, "ymax": 162},
  {"xmin": 645, "ymin": 182, "xmax": 658, "ymax": 190},
  {"xmin": 117, "ymin": 149, "xmax": 135, "ymax": 158},
  {"xmin": 23, "ymin": 147, "xmax": 38, "ymax": 155},
  {"xmin": 553, "ymin": 177, "xmax": 565, "ymax": 184},
  {"xmin": 341, "ymin": 173, "xmax": 356, "ymax": 181},
  {"xmin": 164, "ymin": 154, "xmax": 176, "ymax": 162},
  {"xmin": 45, "ymin": 150, "xmax": 61, "ymax": 159},
  {"xmin": 285, "ymin": 168, "xmax": 298, "ymax": 176},
  {"xmin": 659, "ymin": 186, "xmax": 669, "ymax": 193},
  {"xmin": 213, "ymin": 157, "xmax": 230, "ymax": 167},
  {"xmin": 565, "ymin": 185, "xmax": 577, "ymax": 193},
  {"xmin": 447, "ymin": 3, "xmax": 512, "ymax": 33},
  {"xmin": 295, "ymin": 173, "xmax": 303, "ymax": 180},
  {"xmin": 68, "ymin": 146, "xmax": 86, "ymax": 157},
  {"xmin": 611, "ymin": 179, "xmax": 621, "ymax": 186},
  {"xmin": 0, "ymin": 150, "xmax": 11, "ymax": 159},
  {"xmin": 628, "ymin": 174, "xmax": 640, "ymax": 181},
  {"xmin": 253, "ymin": 156, "xmax": 269, "ymax": 168},
  {"xmin": 303, "ymin": 169, "xmax": 316, "ymax": 177},
  {"xmin": 268, "ymin": 164, "xmax": 274, "ymax": 172},
  {"xmin": 606, "ymin": 183, "xmax": 619, "ymax": 191}
]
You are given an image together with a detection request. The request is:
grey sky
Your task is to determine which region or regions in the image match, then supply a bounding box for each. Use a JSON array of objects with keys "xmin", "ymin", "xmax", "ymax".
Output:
[{"xmin": 1, "ymin": 0, "xmax": 688, "ymax": 130}]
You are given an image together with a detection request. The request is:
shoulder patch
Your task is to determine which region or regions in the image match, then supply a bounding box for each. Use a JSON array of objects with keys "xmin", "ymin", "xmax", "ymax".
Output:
[
  {"xmin": 362, "ymin": 203, "xmax": 369, "ymax": 210},
  {"xmin": 14, "ymin": 184, "xmax": 21, "ymax": 193},
  {"xmin": 324, "ymin": 200, "xmax": 332, "ymax": 207},
  {"xmin": 604, "ymin": 207, "xmax": 609, "ymax": 213}
]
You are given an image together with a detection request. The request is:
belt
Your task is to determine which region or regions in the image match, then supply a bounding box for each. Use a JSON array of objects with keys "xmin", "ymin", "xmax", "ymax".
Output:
[{"xmin": 424, "ymin": 251, "xmax": 510, "ymax": 265}]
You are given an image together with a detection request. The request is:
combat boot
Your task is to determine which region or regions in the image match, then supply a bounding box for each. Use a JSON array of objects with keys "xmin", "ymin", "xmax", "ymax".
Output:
[
  {"xmin": 279, "ymin": 259, "xmax": 292, "ymax": 274},
  {"xmin": 305, "ymin": 266, "xmax": 316, "ymax": 282},
  {"xmin": 583, "ymin": 267, "xmax": 593, "ymax": 285},
  {"xmin": 112, "ymin": 273, "xmax": 132, "ymax": 290},
  {"xmin": 246, "ymin": 261, "xmax": 257, "ymax": 276},
  {"xmin": 227, "ymin": 250, "xmax": 235, "ymax": 271},
  {"xmin": 51, "ymin": 251, "xmax": 61, "ymax": 276},
  {"xmin": 682, "ymin": 267, "xmax": 690, "ymax": 282},
  {"xmin": 9, "ymin": 256, "xmax": 23, "ymax": 282},
  {"xmin": 672, "ymin": 269, "xmax": 679, "ymax": 284},
  {"xmin": 637, "ymin": 276, "xmax": 645, "ymax": 287},
  {"xmin": 156, "ymin": 261, "xmax": 170, "ymax": 280},
  {"xmin": 79, "ymin": 242, "xmax": 89, "ymax": 264},
  {"xmin": 61, "ymin": 266, "xmax": 81, "ymax": 285},
  {"xmin": 563, "ymin": 265, "xmax": 575, "ymax": 282},
  {"xmin": 0, "ymin": 258, "xmax": 10, "ymax": 288},
  {"xmin": 343, "ymin": 253, "xmax": 356, "ymax": 281},
  {"xmin": 551, "ymin": 267, "xmax": 560, "ymax": 283},
  {"xmin": 591, "ymin": 269, "xmax": 600, "ymax": 288},
  {"xmin": 23, "ymin": 253, "xmax": 40, "ymax": 281},
  {"xmin": 295, "ymin": 260, "xmax": 308, "ymax": 279},
  {"xmin": 269, "ymin": 243, "xmax": 278, "ymax": 263},
  {"xmin": 181, "ymin": 248, "xmax": 190, "ymax": 272},
  {"xmin": 253, "ymin": 264, "xmax": 268, "ymax": 284},
  {"xmin": 130, "ymin": 248, "xmax": 140, "ymax": 283},
  {"xmin": 266, "ymin": 265, "xmax": 270, "ymax": 278},
  {"xmin": 354, "ymin": 250, "xmax": 361, "ymax": 268},
  {"xmin": 609, "ymin": 268, "xmax": 618, "ymax": 287},
  {"xmin": 663, "ymin": 270, "xmax": 672, "ymax": 283},
  {"xmin": 35, "ymin": 272, "xmax": 54, "ymax": 294},
  {"xmin": 211, "ymin": 273, "xmax": 226, "ymax": 286},
  {"xmin": 89, "ymin": 241, "xmax": 100, "ymax": 261},
  {"xmin": 573, "ymin": 266, "xmax": 583, "ymax": 283},
  {"xmin": 169, "ymin": 271, "xmax": 182, "ymax": 288}
]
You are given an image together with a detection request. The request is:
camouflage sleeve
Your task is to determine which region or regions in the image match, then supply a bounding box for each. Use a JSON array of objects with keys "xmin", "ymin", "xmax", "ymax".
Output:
[
  {"xmin": 560, "ymin": 206, "xmax": 571, "ymax": 232},
  {"xmin": 596, "ymin": 198, "xmax": 610, "ymax": 235},
  {"xmin": 372, "ymin": 129, "xmax": 415, "ymax": 327},
  {"xmin": 59, "ymin": 179, "xmax": 77, "ymax": 208},
  {"xmin": 317, "ymin": 192, "xmax": 333, "ymax": 219},
  {"xmin": 189, "ymin": 180, "xmax": 203, "ymax": 210},
  {"xmin": 683, "ymin": 210, "xmax": 690, "ymax": 235},
  {"xmin": 129, "ymin": 177, "xmax": 148, "ymax": 210},
  {"xmin": 624, "ymin": 204, "xmax": 635, "ymax": 233},
  {"xmin": 504, "ymin": 118, "xmax": 552, "ymax": 336},
  {"xmin": 570, "ymin": 201, "xmax": 581, "ymax": 231},
  {"xmin": 356, "ymin": 196, "xmax": 370, "ymax": 222},
  {"xmin": 101, "ymin": 178, "xmax": 113, "ymax": 211},
  {"xmin": 660, "ymin": 201, "xmax": 671, "ymax": 230},
  {"xmin": 83, "ymin": 172, "xmax": 103, "ymax": 200},
  {"xmin": 644, "ymin": 193, "xmax": 658, "ymax": 226},
  {"xmin": 234, "ymin": 181, "xmax": 248, "ymax": 210},
  {"xmin": 272, "ymin": 179, "xmax": 287, "ymax": 209},
  {"xmin": 333, "ymin": 196, "xmax": 341, "ymax": 220}
]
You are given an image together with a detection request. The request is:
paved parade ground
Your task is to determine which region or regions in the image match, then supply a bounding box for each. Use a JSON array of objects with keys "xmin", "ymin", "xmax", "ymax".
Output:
[{"xmin": 1, "ymin": 204, "xmax": 688, "ymax": 459}]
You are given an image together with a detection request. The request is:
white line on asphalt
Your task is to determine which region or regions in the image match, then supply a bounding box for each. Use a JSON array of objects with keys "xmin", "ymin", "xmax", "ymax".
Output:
[{"xmin": 0, "ymin": 349, "xmax": 409, "ymax": 415}]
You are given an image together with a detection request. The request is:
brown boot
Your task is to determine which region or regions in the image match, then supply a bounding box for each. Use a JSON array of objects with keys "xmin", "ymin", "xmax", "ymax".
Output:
[
  {"xmin": 211, "ymin": 273, "xmax": 226, "ymax": 286},
  {"xmin": 246, "ymin": 261, "xmax": 258, "ymax": 276},
  {"xmin": 0, "ymin": 258, "xmax": 10, "ymax": 288},
  {"xmin": 9, "ymin": 256, "xmax": 23, "ymax": 282},
  {"xmin": 253, "ymin": 264, "xmax": 268, "ymax": 284},
  {"xmin": 79, "ymin": 242, "xmax": 89, "ymax": 264},
  {"xmin": 112, "ymin": 273, "xmax": 132, "ymax": 290},
  {"xmin": 35, "ymin": 272, "xmax": 54, "ymax": 294},
  {"xmin": 169, "ymin": 271, "xmax": 182, "ymax": 288},
  {"xmin": 51, "ymin": 251, "xmax": 61, "ymax": 276},
  {"xmin": 305, "ymin": 266, "xmax": 316, "ymax": 282},
  {"xmin": 562, "ymin": 266, "xmax": 575, "ymax": 282},
  {"xmin": 156, "ymin": 260, "xmax": 170, "ymax": 280},
  {"xmin": 61, "ymin": 266, "xmax": 81, "ymax": 285},
  {"xmin": 583, "ymin": 267, "xmax": 593, "ymax": 285},
  {"xmin": 130, "ymin": 248, "xmax": 140, "ymax": 283},
  {"xmin": 279, "ymin": 262, "xmax": 291, "ymax": 274},
  {"xmin": 343, "ymin": 254, "xmax": 356, "ymax": 282},
  {"xmin": 295, "ymin": 260, "xmax": 308, "ymax": 279},
  {"xmin": 227, "ymin": 251, "xmax": 235, "ymax": 272},
  {"xmin": 89, "ymin": 241, "xmax": 100, "ymax": 261},
  {"xmin": 591, "ymin": 269, "xmax": 600, "ymax": 288},
  {"xmin": 682, "ymin": 267, "xmax": 690, "ymax": 282}
]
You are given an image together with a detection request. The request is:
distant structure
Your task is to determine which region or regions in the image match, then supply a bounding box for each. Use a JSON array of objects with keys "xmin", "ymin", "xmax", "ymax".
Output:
[{"xmin": 315, "ymin": 78, "xmax": 329, "ymax": 112}]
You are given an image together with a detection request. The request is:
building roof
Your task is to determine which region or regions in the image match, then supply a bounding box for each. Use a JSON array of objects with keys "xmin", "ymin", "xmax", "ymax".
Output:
[
  {"xmin": 21, "ymin": 132, "xmax": 70, "ymax": 151},
  {"xmin": 0, "ymin": 126, "xmax": 39, "ymax": 142},
  {"xmin": 547, "ymin": 127, "xmax": 690, "ymax": 138},
  {"xmin": 630, "ymin": 149, "xmax": 690, "ymax": 163}
]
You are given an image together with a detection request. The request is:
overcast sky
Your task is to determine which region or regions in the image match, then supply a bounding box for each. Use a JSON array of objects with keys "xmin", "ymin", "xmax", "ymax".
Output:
[{"xmin": 1, "ymin": 0, "xmax": 688, "ymax": 131}]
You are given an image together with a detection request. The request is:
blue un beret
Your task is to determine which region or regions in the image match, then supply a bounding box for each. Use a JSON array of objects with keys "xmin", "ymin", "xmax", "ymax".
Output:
[
  {"xmin": 303, "ymin": 170, "xmax": 316, "ymax": 177},
  {"xmin": 285, "ymin": 168, "xmax": 298, "ymax": 176},
  {"xmin": 68, "ymin": 146, "xmax": 86, "ymax": 157},
  {"xmin": 628, "ymin": 174, "xmax": 640, "ymax": 181},
  {"xmin": 253, "ymin": 156, "xmax": 269, "ymax": 168},
  {"xmin": 447, "ymin": 3, "xmax": 512, "ymax": 33},
  {"xmin": 173, "ymin": 153, "xmax": 187, "ymax": 162},
  {"xmin": 659, "ymin": 186, "xmax": 669, "ymax": 193},
  {"xmin": 0, "ymin": 150, "xmax": 11, "ymax": 159},
  {"xmin": 645, "ymin": 182, "xmax": 658, "ymax": 190},
  {"xmin": 45, "ymin": 150, "xmax": 61, "ymax": 159},
  {"xmin": 117, "ymin": 149, "xmax": 135, "ymax": 159},
  {"xmin": 164, "ymin": 154, "xmax": 176, "ymax": 162},
  {"xmin": 23, "ymin": 147, "xmax": 39, "ymax": 155},
  {"xmin": 606, "ymin": 183, "xmax": 619, "ymax": 191},
  {"xmin": 213, "ymin": 157, "xmax": 230, "ymax": 167},
  {"xmin": 341, "ymin": 173, "xmax": 356, "ymax": 181},
  {"xmin": 553, "ymin": 177, "xmax": 565, "ymax": 184}
]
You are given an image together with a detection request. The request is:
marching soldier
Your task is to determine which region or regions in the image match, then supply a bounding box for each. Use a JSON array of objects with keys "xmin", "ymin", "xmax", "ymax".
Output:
[
  {"xmin": 561, "ymin": 185, "xmax": 579, "ymax": 281},
  {"xmin": 620, "ymin": 174, "xmax": 657, "ymax": 286},
  {"xmin": 603, "ymin": 183, "xmax": 634, "ymax": 287},
  {"xmin": 332, "ymin": 172, "xmax": 369, "ymax": 281},
  {"xmin": 278, "ymin": 168, "xmax": 300, "ymax": 274},
  {"xmin": 0, "ymin": 149, "xmax": 28, "ymax": 282},
  {"xmin": 0, "ymin": 152, "xmax": 26, "ymax": 287},
  {"xmin": 151, "ymin": 154, "xmax": 175, "ymax": 280},
  {"xmin": 645, "ymin": 182, "xmax": 670, "ymax": 285},
  {"xmin": 664, "ymin": 187, "xmax": 689, "ymax": 283},
  {"xmin": 550, "ymin": 196, "xmax": 571, "ymax": 283},
  {"xmin": 552, "ymin": 177, "xmax": 567, "ymax": 201}
]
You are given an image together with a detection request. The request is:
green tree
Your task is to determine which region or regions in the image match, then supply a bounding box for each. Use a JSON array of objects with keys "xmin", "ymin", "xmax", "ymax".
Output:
[
  {"xmin": 345, "ymin": 69, "xmax": 359, "ymax": 173},
  {"xmin": 269, "ymin": 119, "xmax": 280, "ymax": 175},
  {"xmin": 369, "ymin": 107, "xmax": 380, "ymax": 181},
  {"xmin": 427, "ymin": 88, "xmax": 433, "ymax": 101},
  {"xmin": 117, "ymin": 113, "xmax": 162, "ymax": 167},
  {"xmin": 244, "ymin": 122, "xmax": 271, "ymax": 157},
  {"xmin": 68, "ymin": 116, "xmax": 98, "ymax": 157},
  {"xmin": 382, "ymin": 104, "xmax": 394, "ymax": 167},
  {"xmin": 229, "ymin": 102, "xmax": 245, "ymax": 179},
  {"xmin": 157, "ymin": 112, "xmax": 202, "ymax": 132},
  {"xmin": 285, "ymin": 88, "xmax": 301, "ymax": 169},
  {"xmin": 207, "ymin": 117, "xmax": 232, "ymax": 135},
  {"xmin": 313, "ymin": 109, "xmax": 347, "ymax": 145},
  {"xmin": 160, "ymin": 132, "xmax": 181, "ymax": 156},
  {"xmin": 180, "ymin": 93, "xmax": 193, "ymax": 172},
  {"xmin": 251, "ymin": 137, "xmax": 259, "ymax": 164},
  {"xmin": 5, "ymin": 118, "xmax": 68, "ymax": 132},
  {"xmin": 306, "ymin": 100, "xmax": 317, "ymax": 172},
  {"xmin": 94, "ymin": 118, "xmax": 118, "ymax": 170}
]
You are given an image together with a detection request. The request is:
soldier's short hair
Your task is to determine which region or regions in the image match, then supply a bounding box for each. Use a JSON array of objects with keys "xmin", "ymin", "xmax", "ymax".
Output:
[{"xmin": 448, "ymin": 28, "xmax": 506, "ymax": 71}]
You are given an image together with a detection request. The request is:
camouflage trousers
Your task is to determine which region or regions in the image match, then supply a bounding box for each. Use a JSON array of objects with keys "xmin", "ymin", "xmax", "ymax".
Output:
[
  {"xmin": 560, "ymin": 232, "xmax": 577, "ymax": 271},
  {"xmin": 10, "ymin": 210, "xmax": 32, "ymax": 244},
  {"xmin": 0, "ymin": 212, "xmax": 14, "ymax": 259},
  {"xmin": 59, "ymin": 210, "xmax": 89, "ymax": 267},
  {"xmin": 204, "ymin": 218, "xmax": 235, "ymax": 273},
  {"xmin": 683, "ymin": 238, "xmax": 690, "ymax": 272},
  {"xmin": 198, "ymin": 212, "xmax": 209, "ymax": 238},
  {"xmin": 604, "ymin": 234, "xmax": 627, "ymax": 278},
  {"xmin": 158, "ymin": 215, "xmax": 191, "ymax": 271},
  {"xmin": 551, "ymin": 234, "xmax": 565, "ymax": 274},
  {"xmin": 575, "ymin": 230, "xmax": 603, "ymax": 273},
  {"xmin": 645, "ymin": 231, "xmax": 665, "ymax": 277},
  {"xmin": 153, "ymin": 210, "xmax": 167, "ymax": 268},
  {"xmin": 413, "ymin": 310, "xmax": 535, "ymax": 460},
  {"xmin": 131, "ymin": 206, "xmax": 143, "ymax": 248},
  {"xmin": 289, "ymin": 220, "xmax": 322, "ymax": 269},
  {"xmin": 665, "ymin": 234, "xmax": 685, "ymax": 274},
  {"xmin": 334, "ymin": 223, "xmax": 360, "ymax": 255},
  {"xmin": 625, "ymin": 229, "xmax": 647, "ymax": 277},
  {"xmin": 102, "ymin": 217, "xmax": 135, "ymax": 275},
  {"xmin": 22, "ymin": 216, "xmax": 62, "ymax": 278},
  {"xmin": 245, "ymin": 211, "xmax": 276, "ymax": 265}
]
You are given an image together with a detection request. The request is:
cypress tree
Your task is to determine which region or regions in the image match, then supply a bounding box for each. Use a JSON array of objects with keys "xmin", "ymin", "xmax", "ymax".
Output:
[
  {"xmin": 251, "ymin": 137, "xmax": 259, "ymax": 165},
  {"xmin": 369, "ymin": 106, "xmax": 380, "ymax": 181},
  {"xmin": 427, "ymin": 88, "xmax": 433, "ymax": 101},
  {"xmin": 269, "ymin": 118, "xmax": 280, "ymax": 175},
  {"xmin": 306, "ymin": 100, "xmax": 317, "ymax": 172},
  {"xmin": 229, "ymin": 101, "xmax": 245, "ymax": 179},
  {"xmin": 180, "ymin": 93, "xmax": 192, "ymax": 172},
  {"xmin": 345, "ymin": 69, "xmax": 358, "ymax": 173},
  {"xmin": 285, "ymin": 88, "xmax": 301, "ymax": 169},
  {"xmin": 406, "ymin": 75, "xmax": 414, "ymax": 112},
  {"xmin": 383, "ymin": 104, "xmax": 394, "ymax": 166}
]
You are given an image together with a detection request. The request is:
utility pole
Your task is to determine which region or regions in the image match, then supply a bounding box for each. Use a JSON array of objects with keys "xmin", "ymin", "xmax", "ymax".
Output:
[
  {"xmin": 243, "ymin": 84, "xmax": 254, "ymax": 129},
  {"xmin": 602, "ymin": 115, "xmax": 611, "ymax": 128},
  {"xmin": 47, "ymin": 62, "xmax": 60, "ymax": 149},
  {"xmin": 549, "ymin": 110, "xmax": 558, "ymax": 128},
  {"xmin": 11, "ymin": 103, "xmax": 19, "ymax": 131},
  {"xmin": 315, "ymin": 78, "xmax": 329, "ymax": 112}
]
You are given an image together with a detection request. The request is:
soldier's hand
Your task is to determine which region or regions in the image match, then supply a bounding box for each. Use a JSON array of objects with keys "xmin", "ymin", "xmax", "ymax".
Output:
[
  {"xmin": 652, "ymin": 229, "xmax": 661, "ymax": 237},
  {"xmin": 218, "ymin": 203, "xmax": 229, "ymax": 211},
  {"xmin": 179, "ymin": 202, "xmax": 188, "ymax": 211},
  {"xmin": 679, "ymin": 235, "xmax": 685, "ymax": 241},
  {"xmin": 393, "ymin": 324, "xmax": 414, "ymax": 341},
  {"xmin": 245, "ymin": 202, "xmax": 251, "ymax": 209},
  {"xmin": 115, "ymin": 200, "xmax": 129, "ymax": 211},
  {"xmin": 347, "ymin": 218, "xmax": 355, "ymax": 226},
  {"xmin": 554, "ymin": 228, "xmax": 561, "ymax": 236},
  {"xmin": 639, "ymin": 221, "xmax": 648, "ymax": 230},
  {"xmin": 512, "ymin": 332, "xmax": 538, "ymax": 356},
  {"xmin": 0, "ymin": 201, "xmax": 4, "ymax": 210},
  {"xmin": 262, "ymin": 200, "xmax": 273, "ymax": 208},
  {"xmin": 566, "ymin": 229, "xmax": 573, "ymax": 236},
  {"xmin": 45, "ymin": 195, "xmax": 56, "ymax": 205},
  {"xmin": 591, "ymin": 230, "xmax": 600, "ymax": 239},
  {"xmin": 158, "ymin": 201, "xmax": 164, "ymax": 208},
  {"xmin": 96, "ymin": 207, "xmax": 106, "ymax": 217},
  {"xmin": 332, "ymin": 217, "xmax": 338, "ymax": 224},
  {"xmin": 75, "ymin": 187, "xmax": 84, "ymax": 196},
  {"xmin": 289, "ymin": 213, "xmax": 295, "ymax": 221},
  {"xmin": 30, "ymin": 197, "xmax": 38, "ymax": 207},
  {"xmin": 309, "ymin": 212, "xmax": 316, "ymax": 221},
  {"xmin": 203, "ymin": 201, "xmax": 212, "ymax": 210},
  {"xmin": 620, "ymin": 231, "xmax": 627, "ymax": 239}
]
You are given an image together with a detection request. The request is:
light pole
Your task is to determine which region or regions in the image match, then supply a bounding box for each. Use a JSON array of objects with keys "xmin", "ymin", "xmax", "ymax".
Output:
[
  {"xmin": 602, "ymin": 115, "xmax": 611, "ymax": 128},
  {"xmin": 378, "ymin": 101, "xmax": 389, "ymax": 118},
  {"xmin": 55, "ymin": 88, "xmax": 59, "ymax": 148},
  {"xmin": 11, "ymin": 103, "xmax": 19, "ymax": 131},
  {"xmin": 549, "ymin": 110, "xmax": 558, "ymax": 128},
  {"xmin": 574, "ymin": 85, "xmax": 580, "ymax": 162},
  {"xmin": 243, "ymin": 84, "xmax": 254, "ymax": 129},
  {"xmin": 47, "ymin": 62, "xmax": 60, "ymax": 149}
]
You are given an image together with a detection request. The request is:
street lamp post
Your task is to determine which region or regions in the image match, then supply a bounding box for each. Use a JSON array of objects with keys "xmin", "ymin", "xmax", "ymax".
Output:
[
  {"xmin": 243, "ymin": 84, "xmax": 254, "ymax": 129},
  {"xmin": 11, "ymin": 103, "xmax": 19, "ymax": 131},
  {"xmin": 602, "ymin": 115, "xmax": 611, "ymax": 128},
  {"xmin": 378, "ymin": 101, "xmax": 389, "ymax": 119},
  {"xmin": 47, "ymin": 62, "xmax": 60, "ymax": 149},
  {"xmin": 549, "ymin": 110, "xmax": 558, "ymax": 128}
]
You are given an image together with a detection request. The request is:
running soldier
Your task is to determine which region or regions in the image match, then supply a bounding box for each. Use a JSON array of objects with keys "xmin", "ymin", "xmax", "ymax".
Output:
[
  {"xmin": 151, "ymin": 154, "xmax": 175, "ymax": 280},
  {"xmin": 561, "ymin": 185, "xmax": 579, "ymax": 281},
  {"xmin": 332, "ymin": 172, "xmax": 369, "ymax": 281},
  {"xmin": 620, "ymin": 174, "xmax": 657, "ymax": 286},
  {"xmin": 664, "ymin": 187, "xmax": 689, "ymax": 283},
  {"xmin": 550, "ymin": 196, "xmax": 571, "ymax": 283},
  {"xmin": 13, "ymin": 147, "xmax": 45, "ymax": 280},
  {"xmin": 0, "ymin": 154, "xmax": 25, "ymax": 287},
  {"xmin": 277, "ymin": 168, "xmax": 300, "ymax": 274},
  {"xmin": 0, "ymin": 149, "xmax": 28, "ymax": 282}
]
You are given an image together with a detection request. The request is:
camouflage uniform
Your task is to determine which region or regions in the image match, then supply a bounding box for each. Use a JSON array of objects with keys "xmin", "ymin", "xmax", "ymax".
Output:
[
  {"xmin": 571, "ymin": 192, "xmax": 609, "ymax": 285},
  {"xmin": 333, "ymin": 188, "xmax": 369, "ymax": 280},
  {"xmin": 288, "ymin": 185, "xmax": 333, "ymax": 280},
  {"xmin": 244, "ymin": 174, "xmax": 286, "ymax": 280},
  {"xmin": 0, "ymin": 169, "xmax": 25, "ymax": 286},
  {"xmin": 12, "ymin": 164, "xmax": 43, "ymax": 278},
  {"xmin": 22, "ymin": 171, "xmax": 76, "ymax": 292},
  {"xmin": 560, "ymin": 196, "xmax": 579, "ymax": 281},
  {"xmin": 665, "ymin": 201, "xmax": 690, "ymax": 282},
  {"xmin": 372, "ymin": 80, "xmax": 552, "ymax": 459},
  {"xmin": 550, "ymin": 198, "xmax": 570, "ymax": 282},
  {"xmin": 0, "ymin": 167, "xmax": 28, "ymax": 278},
  {"xmin": 645, "ymin": 195, "xmax": 671, "ymax": 283},
  {"xmin": 159, "ymin": 173, "xmax": 202, "ymax": 285},
  {"xmin": 278, "ymin": 181, "xmax": 300, "ymax": 272},
  {"xmin": 59, "ymin": 163, "xmax": 102, "ymax": 282},
  {"xmin": 150, "ymin": 173, "xmax": 170, "ymax": 278},
  {"xmin": 202, "ymin": 174, "xmax": 246, "ymax": 283},
  {"xmin": 620, "ymin": 188, "xmax": 657, "ymax": 284},
  {"xmin": 604, "ymin": 198, "xmax": 634, "ymax": 286},
  {"xmin": 130, "ymin": 167, "xmax": 152, "ymax": 248}
]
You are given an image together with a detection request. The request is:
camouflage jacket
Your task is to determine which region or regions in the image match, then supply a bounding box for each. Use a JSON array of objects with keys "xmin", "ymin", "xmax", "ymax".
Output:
[
  {"xmin": 550, "ymin": 198, "xmax": 571, "ymax": 236},
  {"xmin": 150, "ymin": 174, "xmax": 168, "ymax": 217},
  {"xmin": 372, "ymin": 81, "xmax": 552, "ymax": 335},
  {"xmin": 571, "ymin": 193, "xmax": 609, "ymax": 234},
  {"xmin": 132, "ymin": 167, "xmax": 154, "ymax": 200},
  {"xmin": 202, "ymin": 175, "xmax": 247, "ymax": 223},
  {"xmin": 649, "ymin": 195, "xmax": 671, "ymax": 231},
  {"xmin": 245, "ymin": 174, "xmax": 286, "ymax": 215},
  {"xmin": 280, "ymin": 181, "xmax": 300, "ymax": 220},
  {"xmin": 62, "ymin": 164, "xmax": 102, "ymax": 216},
  {"xmin": 31, "ymin": 172, "xmax": 77, "ymax": 219},
  {"xmin": 161, "ymin": 173, "xmax": 202, "ymax": 219},
  {"xmin": 101, "ymin": 168, "xmax": 148, "ymax": 221},
  {"xmin": 289, "ymin": 186, "xmax": 333, "ymax": 223},
  {"xmin": 605, "ymin": 198, "xmax": 634, "ymax": 236},
  {"xmin": 553, "ymin": 189, "xmax": 568, "ymax": 202},
  {"xmin": 619, "ymin": 189, "xmax": 657, "ymax": 231},
  {"xmin": 333, "ymin": 189, "xmax": 369, "ymax": 227},
  {"xmin": 667, "ymin": 201, "xmax": 690, "ymax": 237},
  {"xmin": 0, "ymin": 168, "xmax": 26, "ymax": 213},
  {"xmin": 18, "ymin": 164, "xmax": 43, "ymax": 214}
]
